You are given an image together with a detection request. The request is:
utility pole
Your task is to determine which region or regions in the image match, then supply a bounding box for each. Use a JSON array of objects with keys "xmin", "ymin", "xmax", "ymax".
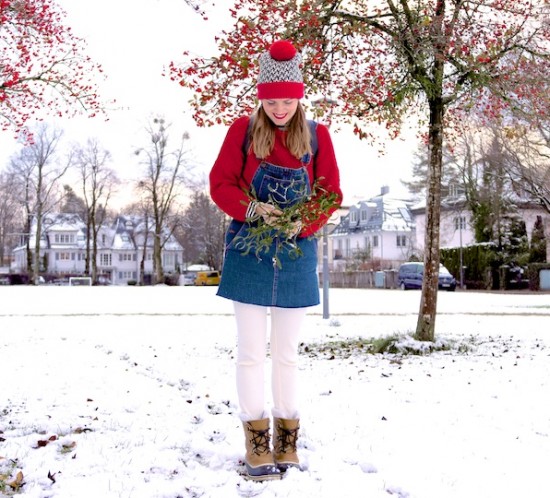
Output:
[{"xmin": 311, "ymin": 97, "xmax": 338, "ymax": 319}]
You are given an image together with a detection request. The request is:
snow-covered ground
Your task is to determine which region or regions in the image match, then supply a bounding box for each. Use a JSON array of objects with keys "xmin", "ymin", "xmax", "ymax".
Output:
[{"xmin": 1, "ymin": 286, "xmax": 548, "ymax": 498}]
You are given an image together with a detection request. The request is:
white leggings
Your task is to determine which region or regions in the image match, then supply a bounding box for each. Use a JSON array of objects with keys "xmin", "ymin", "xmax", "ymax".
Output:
[{"xmin": 233, "ymin": 301, "xmax": 307, "ymax": 421}]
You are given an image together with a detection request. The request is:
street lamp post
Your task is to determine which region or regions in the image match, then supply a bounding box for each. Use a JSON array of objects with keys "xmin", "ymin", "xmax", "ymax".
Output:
[
  {"xmin": 322, "ymin": 224, "xmax": 329, "ymax": 319},
  {"xmin": 311, "ymin": 97, "xmax": 337, "ymax": 319}
]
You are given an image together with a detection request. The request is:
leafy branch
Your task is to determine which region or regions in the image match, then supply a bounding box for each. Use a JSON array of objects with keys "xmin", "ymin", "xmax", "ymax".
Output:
[{"xmin": 235, "ymin": 178, "xmax": 340, "ymax": 268}]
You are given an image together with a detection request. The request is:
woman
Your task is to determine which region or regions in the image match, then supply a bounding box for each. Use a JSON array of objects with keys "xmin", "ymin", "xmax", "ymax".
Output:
[{"xmin": 209, "ymin": 40, "xmax": 342, "ymax": 481}]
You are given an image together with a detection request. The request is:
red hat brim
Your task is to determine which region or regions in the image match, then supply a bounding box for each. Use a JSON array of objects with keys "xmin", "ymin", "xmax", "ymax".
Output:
[{"xmin": 257, "ymin": 81, "xmax": 304, "ymax": 100}]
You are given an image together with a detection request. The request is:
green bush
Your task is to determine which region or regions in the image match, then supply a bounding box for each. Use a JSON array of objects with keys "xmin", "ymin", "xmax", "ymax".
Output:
[{"xmin": 441, "ymin": 243, "xmax": 494, "ymax": 289}]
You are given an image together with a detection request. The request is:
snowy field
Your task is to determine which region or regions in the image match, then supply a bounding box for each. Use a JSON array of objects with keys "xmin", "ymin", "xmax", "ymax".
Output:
[{"xmin": 0, "ymin": 285, "xmax": 548, "ymax": 498}]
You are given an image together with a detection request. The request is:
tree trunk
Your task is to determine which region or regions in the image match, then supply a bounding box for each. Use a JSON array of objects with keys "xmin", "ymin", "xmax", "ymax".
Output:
[
  {"xmin": 91, "ymin": 214, "xmax": 98, "ymax": 283},
  {"xmin": 25, "ymin": 213, "xmax": 33, "ymax": 275},
  {"xmin": 154, "ymin": 230, "xmax": 164, "ymax": 284},
  {"xmin": 85, "ymin": 216, "xmax": 92, "ymax": 276},
  {"xmin": 415, "ymin": 98, "xmax": 444, "ymax": 342},
  {"xmin": 32, "ymin": 168, "xmax": 44, "ymax": 286},
  {"xmin": 33, "ymin": 210, "xmax": 42, "ymax": 285}
]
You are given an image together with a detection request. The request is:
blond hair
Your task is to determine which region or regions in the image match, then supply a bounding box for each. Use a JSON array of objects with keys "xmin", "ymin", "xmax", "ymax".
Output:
[{"xmin": 249, "ymin": 103, "xmax": 311, "ymax": 160}]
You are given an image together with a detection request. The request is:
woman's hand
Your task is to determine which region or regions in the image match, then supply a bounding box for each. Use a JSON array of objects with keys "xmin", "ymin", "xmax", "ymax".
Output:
[
  {"xmin": 246, "ymin": 201, "xmax": 302, "ymax": 238},
  {"xmin": 255, "ymin": 202, "xmax": 282, "ymax": 225},
  {"xmin": 285, "ymin": 220, "xmax": 303, "ymax": 238}
]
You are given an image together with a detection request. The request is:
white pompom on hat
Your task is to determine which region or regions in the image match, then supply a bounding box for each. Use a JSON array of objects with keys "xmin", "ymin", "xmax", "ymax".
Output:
[{"xmin": 257, "ymin": 40, "xmax": 304, "ymax": 100}]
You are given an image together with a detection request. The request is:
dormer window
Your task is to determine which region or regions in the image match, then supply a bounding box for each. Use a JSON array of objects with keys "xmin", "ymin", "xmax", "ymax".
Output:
[
  {"xmin": 448, "ymin": 183, "xmax": 460, "ymax": 198},
  {"xmin": 54, "ymin": 233, "xmax": 75, "ymax": 244}
]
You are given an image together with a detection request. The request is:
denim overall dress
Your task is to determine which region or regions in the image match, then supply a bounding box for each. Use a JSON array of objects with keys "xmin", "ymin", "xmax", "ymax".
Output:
[{"xmin": 217, "ymin": 160, "xmax": 319, "ymax": 308}]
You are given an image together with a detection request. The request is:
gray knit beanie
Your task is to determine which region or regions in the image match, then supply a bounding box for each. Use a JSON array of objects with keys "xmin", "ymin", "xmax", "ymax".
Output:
[{"xmin": 257, "ymin": 40, "xmax": 304, "ymax": 100}]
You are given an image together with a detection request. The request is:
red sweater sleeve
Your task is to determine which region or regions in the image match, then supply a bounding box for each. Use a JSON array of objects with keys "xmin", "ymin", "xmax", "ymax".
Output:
[
  {"xmin": 300, "ymin": 123, "xmax": 343, "ymax": 237},
  {"xmin": 209, "ymin": 116, "xmax": 251, "ymax": 221}
]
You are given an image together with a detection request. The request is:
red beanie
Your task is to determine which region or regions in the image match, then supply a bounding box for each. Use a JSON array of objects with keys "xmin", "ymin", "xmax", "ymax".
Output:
[{"xmin": 257, "ymin": 40, "xmax": 304, "ymax": 100}]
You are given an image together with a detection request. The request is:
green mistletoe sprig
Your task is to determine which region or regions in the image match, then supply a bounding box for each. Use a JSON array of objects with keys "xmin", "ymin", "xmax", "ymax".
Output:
[{"xmin": 235, "ymin": 178, "xmax": 340, "ymax": 268}]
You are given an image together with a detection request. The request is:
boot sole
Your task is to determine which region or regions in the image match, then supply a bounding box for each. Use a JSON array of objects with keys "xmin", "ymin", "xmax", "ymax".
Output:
[
  {"xmin": 276, "ymin": 462, "xmax": 301, "ymax": 473},
  {"xmin": 243, "ymin": 473, "xmax": 282, "ymax": 482},
  {"xmin": 238, "ymin": 462, "xmax": 282, "ymax": 481}
]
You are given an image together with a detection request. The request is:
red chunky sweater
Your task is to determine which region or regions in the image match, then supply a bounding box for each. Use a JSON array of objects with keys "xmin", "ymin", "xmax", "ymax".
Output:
[{"xmin": 209, "ymin": 116, "xmax": 342, "ymax": 237}]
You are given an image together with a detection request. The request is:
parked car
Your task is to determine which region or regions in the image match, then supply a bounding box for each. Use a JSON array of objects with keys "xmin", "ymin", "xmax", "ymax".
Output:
[
  {"xmin": 194, "ymin": 271, "xmax": 221, "ymax": 286},
  {"xmin": 181, "ymin": 272, "xmax": 197, "ymax": 286},
  {"xmin": 397, "ymin": 262, "xmax": 456, "ymax": 291}
]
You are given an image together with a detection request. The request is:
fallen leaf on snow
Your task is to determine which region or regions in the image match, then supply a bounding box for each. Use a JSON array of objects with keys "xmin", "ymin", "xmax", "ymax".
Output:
[
  {"xmin": 7, "ymin": 470, "xmax": 24, "ymax": 490},
  {"xmin": 36, "ymin": 435, "xmax": 58, "ymax": 448}
]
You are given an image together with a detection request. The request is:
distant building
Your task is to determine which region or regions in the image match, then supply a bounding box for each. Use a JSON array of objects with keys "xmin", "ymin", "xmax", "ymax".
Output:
[
  {"xmin": 11, "ymin": 213, "xmax": 183, "ymax": 284},
  {"xmin": 333, "ymin": 184, "xmax": 549, "ymax": 271},
  {"xmin": 409, "ymin": 197, "xmax": 475, "ymax": 254},
  {"xmin": 411, "ymin": 195, "xmax": 549, "ymax": 257},
  {"xmin": 331, "ymin": 186, "xmax": 415, "ymax": 269}
]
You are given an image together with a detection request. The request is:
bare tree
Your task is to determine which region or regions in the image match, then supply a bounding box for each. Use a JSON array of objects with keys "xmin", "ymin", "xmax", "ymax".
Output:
[
  {"xmin": 9, "ymin": 124, "xmax": 68, "ymax": 283},
  {"xmin": 180, "ymin": 188, "xmax": 227, "ymax": 270},
  {"xmin": 125, "ymin": 195, "xmax": 154, "ymax": 286},
  {"xmin": 497, "ymin": 123, "xmax": 550, "ymax": 213},
  {"xmin": 0, "ymin": 171, "xmax": 21, "ymax": 266},
  {"xmin": 72, "ymin": 138, "xmax": 118, "ymax": 283},
  {"xmin": 135, "ymin": 117, "xmax": 190, "ymax": 284}
]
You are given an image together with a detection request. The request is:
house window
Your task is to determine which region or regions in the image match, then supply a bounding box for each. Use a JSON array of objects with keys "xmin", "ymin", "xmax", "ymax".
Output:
[
  {"xmin": 454, "ymin": 216, "xmax": 466, "ymax": 230},
  {"xmin": 118, "ymin": 271, "xmax": 137, "ymax": 280},
  {"xmin": 373, "ymin": 235, "xmax": 379, "ymax": 247},
  {"xmin": 54, "ymin": 234, "xmax": 75, "ymax": 244},
  {"xmin": 100, "ymin": 254, "xmax": 111, "ymax": 266},
  {"xmin": 163, "ymin": 253, "xmax": 174, "ymax": 266},
  {"xmin": 118, "ymin": 253, "xmax": 133, "ymax": 262},
  {"xmin": 350, "ymin": 211, "xmax": 358, "ymax": 223},
  {"xmin": 360, "ymin": 210, "xmax": 368, "ymax": 222},
  {"xmin": 449, "ymin": 184, "xmax": 461, "ymax": 198},
  {"xmin": 396, "ymin": 235, "xmax": 407, "ymax": 247}
]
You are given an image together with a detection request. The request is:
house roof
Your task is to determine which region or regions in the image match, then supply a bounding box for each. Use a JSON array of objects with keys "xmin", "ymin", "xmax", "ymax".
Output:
[
  {"xmin": 14, "ymin": 213, "xmax": 184, "ymax": 252},
  {"xmin": 333, "ymin": 193, "xmax": 414, "ymax": 235}
]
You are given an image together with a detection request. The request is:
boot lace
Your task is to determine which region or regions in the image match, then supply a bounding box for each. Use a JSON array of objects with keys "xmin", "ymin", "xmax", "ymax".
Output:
[
  {"xmin": 276, "ymin": 425, "xmax": 299, "ymax": 453},
  {"xmin": 248, "ymin": 427, "xmax": 271, "ymax": 456}
]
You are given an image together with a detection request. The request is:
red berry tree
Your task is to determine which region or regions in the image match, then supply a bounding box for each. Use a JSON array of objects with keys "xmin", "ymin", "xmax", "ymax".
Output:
[
  {"xmin": 0, "ymin": 0, "xmax": 104, "ymax": 136},
  {"xmin": 170, "ymin": 0, "xmax": 550, "ymax": 341}
]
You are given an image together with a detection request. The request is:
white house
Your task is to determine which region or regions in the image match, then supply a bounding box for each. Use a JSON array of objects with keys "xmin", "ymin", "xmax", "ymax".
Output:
[
  {"xmin": 410, "ymin": 198, "xmax": 475, "ymax": 254},
  {"xmin": 12, "ymin": 213, "xmax": 184, "ymax": 285},
  {"xmin": 330, "ymin": 187, "xmax": 415, "ymax": 269},
  {"xmin": 330, "ymin": 189, "xmax": 549, "ymax": 271},
  {"xmin": 411, "ymin": 197, "xmax": 549, "ymax": 258}
]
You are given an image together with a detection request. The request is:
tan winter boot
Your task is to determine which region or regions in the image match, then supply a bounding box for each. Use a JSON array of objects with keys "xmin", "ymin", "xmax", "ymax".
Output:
[
  {"xmin": 273, "ymin": 417, "xmax": 301, "ymax": 472},
  {"xmin": 242, "ymin": 418, "xmax": 281, "ymax": 481}
]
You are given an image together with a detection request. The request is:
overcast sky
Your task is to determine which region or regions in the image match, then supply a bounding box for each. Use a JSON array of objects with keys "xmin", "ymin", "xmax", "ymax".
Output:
[{"xmin": 0, "ymin": 0, "xmax": 418, "ymax": 204}]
